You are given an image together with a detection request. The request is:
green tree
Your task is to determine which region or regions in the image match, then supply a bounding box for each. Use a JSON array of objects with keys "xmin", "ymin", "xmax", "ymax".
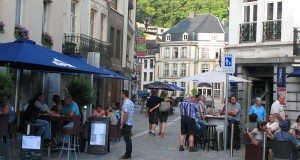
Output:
[
  {"xmin": 66, "ymin": 76, "xmax": 96, "ymax": 110},
  {"xmin": 0, "ymin": 69, "xmax": 15, "ymax": 105},
  {"xmin": 191, "ymin": 88, "xmax": 198, "ymax": 96},
  {"xmin": 137, "ymin": 0, "xmax": 228, "ymax": 28}
]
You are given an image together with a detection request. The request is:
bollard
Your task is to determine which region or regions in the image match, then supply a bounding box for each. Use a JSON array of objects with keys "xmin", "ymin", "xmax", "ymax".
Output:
[
  {"xmin": 262, "ymin": 132, "xmax": 267, "ymax": 160},
  {"xmin": 26, "ymin": 124, "xmax": 30, "ymax": 135},
  {"xmin": 246, "ymin": 127, "xmax": 249, "ymax": 133},
  {"xmin": 230, "ymin": 124, "xmax": 234, "ymax": 158}
]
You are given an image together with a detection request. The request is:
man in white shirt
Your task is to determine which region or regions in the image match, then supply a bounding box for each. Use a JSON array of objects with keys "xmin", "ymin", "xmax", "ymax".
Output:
[{"xmin": 270, "ymin": 95, "xmax": 285, "ymax": 122}]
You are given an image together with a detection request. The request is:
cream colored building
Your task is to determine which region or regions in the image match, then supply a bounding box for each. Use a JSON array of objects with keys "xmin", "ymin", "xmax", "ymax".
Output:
[
  {"xmin": 0, "ymin": 0, "xmax": 136, "ymax": 107},
  {"xmin": 157, "ymin": 13, "xmax": 227, "ymax": 102}
]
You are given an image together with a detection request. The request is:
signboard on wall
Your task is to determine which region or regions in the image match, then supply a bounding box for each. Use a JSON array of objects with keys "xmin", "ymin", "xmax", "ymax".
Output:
[
  {"xmin": 137, "ymin": 37, "xmax": 146, "ymax": 57},
  {"xmin": 277, "ymin": 66, "xmax": 286, "ymax": 87},
  {"xmin": 221, "ymin": 52, "xmax": 235, "ymax": 73},
  {"xmin": 277, "ymin": 87, "xmax": 287, "ymax": 107}
]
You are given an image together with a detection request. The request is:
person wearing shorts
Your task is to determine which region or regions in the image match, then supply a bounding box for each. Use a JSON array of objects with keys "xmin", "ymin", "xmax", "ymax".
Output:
[
  {"xmin": 146, "ymin": 90, "xmax": 164, "ymax": 136},
  {"xmin": 179, "ymin": 94, "xmax": 198, "ymax": 152}
]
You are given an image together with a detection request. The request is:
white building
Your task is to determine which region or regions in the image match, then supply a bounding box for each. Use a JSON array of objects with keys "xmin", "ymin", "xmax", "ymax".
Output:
[
  {"xmin": 228, "ymin": 0, "xmax": 300, "ymax": 123},
  {"xmin": 157, "ymin": 13, "xmax": 227, "ymax": 101}
]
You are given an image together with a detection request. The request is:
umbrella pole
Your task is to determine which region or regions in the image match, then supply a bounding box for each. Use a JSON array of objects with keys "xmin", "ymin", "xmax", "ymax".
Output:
[
  {"xmin": 224, "ymin": 73, "xmax": 229, "ymax": 154},
  {"xmin": 14, "ymin": 69, "xmax": 23, "ymax": 137}
]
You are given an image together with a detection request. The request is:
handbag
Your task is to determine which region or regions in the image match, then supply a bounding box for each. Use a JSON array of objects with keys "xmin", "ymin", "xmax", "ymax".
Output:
[{"xmin": 159, "ymin": 102, "xmax": 170, "ymax": 112}]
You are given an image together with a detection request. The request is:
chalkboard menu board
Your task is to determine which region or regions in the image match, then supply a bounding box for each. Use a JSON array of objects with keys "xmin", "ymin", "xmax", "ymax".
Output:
[
  {"xmin": 21, "ymin": 135, "xmax": 42, "ymax": 160},
  {"xmin": 88, "ymin": 117, "xmax": 109, "ymax": 153}
]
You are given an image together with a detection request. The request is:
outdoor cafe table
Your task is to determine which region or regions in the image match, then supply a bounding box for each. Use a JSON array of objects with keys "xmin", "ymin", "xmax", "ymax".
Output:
[{"xmin": 40, "ymin": 114, "xmax": 73, "ymax": 136}]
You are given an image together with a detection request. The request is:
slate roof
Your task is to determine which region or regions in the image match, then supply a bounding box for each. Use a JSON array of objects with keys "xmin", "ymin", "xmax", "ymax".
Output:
[{"xmin": 162, "ymin": 14, "xmax": 228, "ymax": 42}]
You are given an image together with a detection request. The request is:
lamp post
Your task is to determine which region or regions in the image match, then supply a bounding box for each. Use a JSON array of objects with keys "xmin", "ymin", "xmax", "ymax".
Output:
[{"xmin": 144, "ymin": 17, "xmax": 151, "ymax": 32}]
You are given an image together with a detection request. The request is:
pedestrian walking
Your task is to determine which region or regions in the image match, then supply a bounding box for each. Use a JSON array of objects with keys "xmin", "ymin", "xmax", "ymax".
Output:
[
  {"xmin": 146, "ymin": 90, "xmax": 164, "ymax": 136},
  {"xmin": 270, "ymin": 95, "xmax": 286, "ymax": 123},
  {"xmin": 120, "ymin": 90, "xmax": 135, "ymax": 160},
  {"xmin": 179, "ymin": 94, "xmax": 198, "ymax": 152},
  {"xmin": 158, "ymin": 91, "xmax": 171, "ymax": 137}
]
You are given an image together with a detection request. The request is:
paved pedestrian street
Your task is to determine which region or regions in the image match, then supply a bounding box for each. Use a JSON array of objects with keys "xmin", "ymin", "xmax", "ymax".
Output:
[{"xmin": 9, "ymin": 104, "xmax": 245, "ymax": 160}]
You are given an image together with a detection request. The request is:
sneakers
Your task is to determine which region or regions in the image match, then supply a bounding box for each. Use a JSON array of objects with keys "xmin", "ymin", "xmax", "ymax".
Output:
[
  {"xmin": 189, "ymin": 147, "xmax": 197, "ymax": 152},
  {"xmin": 179, "ymin": 146, "xmax": 184, "ymax": 151},
  {"xmin": 119, "ymin": 155, "xmax": 131, "ymax": 160}
]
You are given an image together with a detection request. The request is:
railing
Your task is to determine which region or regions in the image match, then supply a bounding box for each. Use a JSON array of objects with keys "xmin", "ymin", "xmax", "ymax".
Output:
[
  {"xmin": 63, "ymin": 33, "xmax": 112, "ymax": 55},
  {"xmin": 239, "ymin": 22, "xmax": 257, "ymax": 43},
  {"xmin": 262, "ymin": 20, "xmax": 281, "ymax": 42}
]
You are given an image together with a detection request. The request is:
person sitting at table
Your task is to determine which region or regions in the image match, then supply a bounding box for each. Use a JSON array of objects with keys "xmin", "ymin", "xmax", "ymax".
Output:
[
  {"xmin": 105, "ymin": 106, "xmax": 118, "ymax": 125},
  {"xmin": 195, "ymin": 95, "xmax": 208, "ymax": 135},
  {"xmin": 51, "ymin": 95, "xmax": 62, "ymax": 114},
  {"xmin": 243, "ymin": 113, "xmax": 258, "ymax": 133},
  {"xmin": 23, "ymin": 92, "xmax": 59, "ymax": 146},
  {"xmin": 92, "ymin": 104, "xmax": 105, "ymax": 117},
  {"xmin": 266, "ymin": 114, "xmax": 279, "ymax": 133},
  {"xmin": 289, "ymin": 115, "xmax": 300, "ymax": 143},
  {"xmin": 112, "ymin": 103, "xmax": 121, "ymax": 120},
  {"xmin": 54, "ymin": 95, "xmax": 80, "ymax": 145}
]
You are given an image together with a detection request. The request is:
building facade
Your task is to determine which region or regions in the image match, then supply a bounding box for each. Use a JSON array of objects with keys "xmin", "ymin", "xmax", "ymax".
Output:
[
  {"xmin": 157, "ymin": 13, "xmax": 227, "ymax": 101},
  {"xmin": 0, "ymin": 0, "xmax": 136, "ymax": 107},
  {"xmin": 228, "ymin": 0, "xmax": 300, "ymax": 124}
]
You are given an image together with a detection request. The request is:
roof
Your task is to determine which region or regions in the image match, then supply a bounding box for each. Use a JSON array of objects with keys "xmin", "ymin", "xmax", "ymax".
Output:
[{"xmin": 166, "ymin": 14, "xmax": 225, "ymax": 34}]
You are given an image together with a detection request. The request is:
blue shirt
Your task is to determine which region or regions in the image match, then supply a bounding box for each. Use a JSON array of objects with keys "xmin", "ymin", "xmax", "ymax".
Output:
[
  {"xmin": 180, "ymin": 100, "xmax": 198, "ymax": 119},
  {"xmin": 248, "ymin": 104, "xmax": 267, "ymax": 122},
  {"xmin": 274, "ymin": 131, "xmax": 297, "ymax": 145},
  {"xmin": 62, "ymin": 101, "xmax": 80, "ymax": 115},
  {"xmin": 122, "ymin": 98, "xmax": 134, "ymax": 126}
]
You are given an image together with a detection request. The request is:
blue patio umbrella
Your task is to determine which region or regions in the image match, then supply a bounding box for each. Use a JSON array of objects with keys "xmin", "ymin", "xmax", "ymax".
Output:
[
  {"xmin": 0, "ymin": 38, "xmax": 111, "ymax": 74},
  {"xmin": 167, "ymin": 84, "xmax": 185, "ymax": 91},
  {"xmin": 288, "ymin": 70, "xmax": 300, "ymax": 77},
  {"xmin": 143, "ymin": 81, "xmax": 175, "ymax": 91}
]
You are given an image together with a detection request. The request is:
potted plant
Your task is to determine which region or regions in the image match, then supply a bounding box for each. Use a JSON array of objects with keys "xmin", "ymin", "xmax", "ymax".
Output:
[
  {"xmin": 63, "ymin": 41, "xmax": 77, "ymax": 54},
  {"xmin": 0, "ymin": 68, "xmax": 15, "ymax": 106},
  {"xmin": 191, "ymin": 88, "xmax": 198, "ymax": 96},
  {"xmin": 65, "ymin": 75, "xmax": 96, "ymax": 112},
  {"xmin": 41, "ymin": 32, "xmax": 53, "ymax": 48},
  {"xmin": 0, "ymin": 21, "xmax": 5, "ymax": 33},
  {"xmin": 14, "ymin": 25, "xmax": 29, "ymax": 39}
]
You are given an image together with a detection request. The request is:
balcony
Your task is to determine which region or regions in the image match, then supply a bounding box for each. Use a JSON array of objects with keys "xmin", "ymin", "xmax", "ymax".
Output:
[
  {"xmin": 63, "ymin": 33, "xmax": 112, "ymax": 55},
  {"xmin": 262, "ymin": 20, "xmax": 281, "ymax": 42},
  {"xmin": 239, "ymin": 22, "xmax": 257, "ymax": 43}
]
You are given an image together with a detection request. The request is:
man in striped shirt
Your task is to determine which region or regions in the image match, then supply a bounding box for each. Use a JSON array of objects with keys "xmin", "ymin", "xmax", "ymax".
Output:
[{"xmin": 179, "ymin": 94, "xmax": 198, "ymax": 152}]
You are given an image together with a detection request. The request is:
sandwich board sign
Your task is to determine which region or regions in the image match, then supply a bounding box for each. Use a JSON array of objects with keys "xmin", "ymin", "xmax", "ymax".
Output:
[{"xmin": 221, "ymin": 53, "xmax": 235, "ymax": 74}]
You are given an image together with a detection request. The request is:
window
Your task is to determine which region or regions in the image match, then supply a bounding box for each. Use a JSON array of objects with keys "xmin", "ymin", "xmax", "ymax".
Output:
[
  {"xmin": 90, "ymin": 10, "xmax": 96, "ymax": 37},
  {"xmin": 71, "ymin": 1, "xmax": 76, "ymax": 33},
  {"xmin": 201, "ymin": 64, "xmax": 209, "ymax": 73},
  {"xmin": 166, "ymin": 34, "xmax": 171, "ymax": 41},
  {"xmin": 244, "ymin": 6, "xmax": 250, "ymax": 22},
  {"xmin": 180, "ymin": 82, "xmax": 185, "ymax": 88},
  {"xmin": 172, "ymin": 64, "xmax": 178, "ymax": 76},
  {"xmin": 149, "ymin": 72, "xmax": 153, "ymax": 81},
  {"xmin": 213, "ymin": 83, "xmax": 221, "ymax": 99},
  {"xmin": 253, "ymin": 5, "xmax": 257, "ymax": 22},
  {"xmin": 173, "ymin": 47, "xmax": 178, "ymax": 58},
  {"xmin": 277, "ymin": 2, "xmax": 282, "ymax": 19},
  {"xmin": 163, "ymin": 63, "xmax": 169, "ymax": 76},
  {"xmin": 172, "ymin": 82, "xmax": 177, "ymax": 86},
  {"xmin": 183, "ymin": 33, "xmax": 188, "ymax": 41},
  {"xmin": 164, "ymin": 81, "xmax": 169, "ymax": 84},
  {"xmin": 100, "ymin": 14, "xmax": 106, "ymax": 40},
  {"xmin": 180, "ymin": 64, "xmax": 186, "ymax": 76},
  {"xmin": 150, "ymin": 59, "xmax": 154, "ymax": 68},
  {"xmin": 116, "ymin": 30, "xmax": 121, "ymax": 58},
  {"xmin": 15, "ymin": 0, "xmax": 23, "ymax": 25},
  {"xmin": 42, "ymin": 1, "xmax": 48, "ymax": 32},
  {"xmin": 267, "ymin": 3, "xmax": 274, "ymax": 20},
  {"xmin": 181, "ymin": 47, "xmax": 187, "ymax": 58},
  {"xmin": 144, "ymin": 59, "xmax": 147, "ymax": 68},
  {"xmin": 143, "ymin": 72, "xmax": 147, "ymax": 81},
  {"xmin": 126, "ymin": 36, "xmax": 131, "ymax": 61},
  {"xmin": 201, "ymin": 48, "xmax": 209, "ymax": 59},
  {"xmin": 164, "ymin": 48, "xmax": 170, "ymax": 59}
]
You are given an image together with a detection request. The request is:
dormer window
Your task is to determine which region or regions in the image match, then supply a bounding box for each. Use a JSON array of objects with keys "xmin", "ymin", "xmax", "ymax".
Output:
[
  {"xmin": 166, "ymin": 34, "xmax": 171, "ymax": 41},
  {"xmin": 183, "ymin": 33, "xmax": 188, "ymax": 41}
]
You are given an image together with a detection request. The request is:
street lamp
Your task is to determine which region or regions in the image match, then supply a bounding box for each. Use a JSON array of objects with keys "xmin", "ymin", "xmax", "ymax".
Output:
[{"xmin": 144, "ymin": 17, "xmax": 151, "ymax": 31}]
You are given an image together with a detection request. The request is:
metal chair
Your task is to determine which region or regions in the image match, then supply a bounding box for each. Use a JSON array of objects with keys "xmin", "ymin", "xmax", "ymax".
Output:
[
  {"xmin": 58, "ymin": 115, "xmax": 81, "ymax": 160},
  {"xmin": 201, "ymin": 125, "xmax": 218, "ymax": 151},
  {"xmin": 242, "ymin": 133, "xmax": 262, "ymax": 160},
  {"xmin": 271, "ymin": 140, "xmax": 297, "ymax": 160}
]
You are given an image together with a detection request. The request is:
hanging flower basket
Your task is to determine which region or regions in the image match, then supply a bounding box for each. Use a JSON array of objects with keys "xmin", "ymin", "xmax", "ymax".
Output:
[
  {"xmin": 0, "ymin": 21, "xmax": 5, "ymax": 33},
  {"xmin": 14, "ymin": 25, "xmax": 29, "ymax": 39},
  {"xmin": 128, "ymin": 0, "xmax": 134, "ymax": 10},
  {"xmin": 41, "ymin": 32, "xmax": 53, "ymax": 48}
]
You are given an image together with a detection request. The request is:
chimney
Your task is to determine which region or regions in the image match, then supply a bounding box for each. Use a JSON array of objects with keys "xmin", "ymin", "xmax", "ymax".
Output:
[{"xmin": 189, "ymin": 12, "xmax": 196, "ymax": 18}]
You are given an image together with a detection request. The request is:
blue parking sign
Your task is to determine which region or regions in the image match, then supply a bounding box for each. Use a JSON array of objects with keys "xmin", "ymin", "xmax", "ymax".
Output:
[{"xmin": 225, "ymin": 57, "xmax": 232, "ymax": 66}]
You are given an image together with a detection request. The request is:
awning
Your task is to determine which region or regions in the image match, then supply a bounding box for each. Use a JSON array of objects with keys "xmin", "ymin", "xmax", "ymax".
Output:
[{"xmin": 287, "ymin": 70, "xmax": 300, "ymax": 77}]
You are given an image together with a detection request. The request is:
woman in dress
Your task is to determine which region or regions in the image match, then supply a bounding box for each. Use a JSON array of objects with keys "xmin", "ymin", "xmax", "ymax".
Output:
[
  {"xmin": 266, "ymin": 114, "xmax": 279, "ymax": 133},
  {"xmin": 158, "ymin": 91, "xmax": 171, "ymax": 137}
]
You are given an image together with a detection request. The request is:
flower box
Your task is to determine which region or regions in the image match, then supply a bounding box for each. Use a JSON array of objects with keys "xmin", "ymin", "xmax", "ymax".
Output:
[
  {"xmin": 0, "ymin": 21, "xmax": 5, "ymax": 33},
  {"xmin": 41, "ymin": 32, "xmax": 53, "ymax": 48},
  {"xmin": 63, "ymin": 41, "xmax": 77, "ymax": 54},
  {"xmin": 15, "ymin": 25, "xmax": 29, "ymax": 39}
]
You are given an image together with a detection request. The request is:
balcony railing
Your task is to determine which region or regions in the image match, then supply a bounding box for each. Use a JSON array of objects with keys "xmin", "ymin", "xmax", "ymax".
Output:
[
  {"xmin": 262, "ymin": 20, "xmax": 281, "ymax": 42},
  {"xmin": 239, "ymin": 22, "xmax": 257, "ymax": 43},
  {"xmin": 63, "ymin": 33, "xmax": 112, "ymax": 55}
]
